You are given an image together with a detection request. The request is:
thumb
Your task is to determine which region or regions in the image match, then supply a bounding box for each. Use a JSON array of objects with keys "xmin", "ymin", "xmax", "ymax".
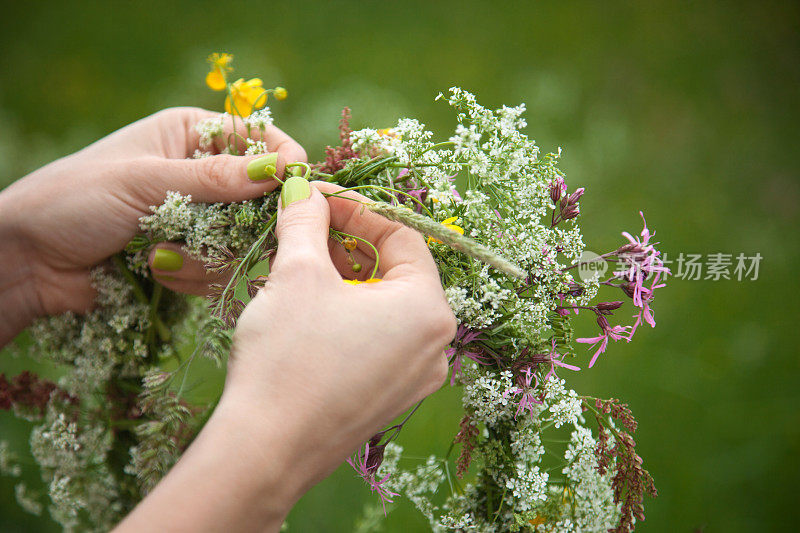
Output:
[
  {"xmin": 271, "ymin": 178, "xmax": 338, "ymax": 279},
  {"xmin": 130, "ymin": 152, "xmax": 292, "ymax": 204}
]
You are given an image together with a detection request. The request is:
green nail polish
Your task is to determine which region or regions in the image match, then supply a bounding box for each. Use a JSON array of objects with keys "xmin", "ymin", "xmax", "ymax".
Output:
[
  {"xmin": 281, "ymin": 176, "xmax": 311, "ymax": 208},
  {"xmin": 246, "ymin": 152, "xmax": 279, "ymax": 181},
  {"xmin": 152, "ymin": 249, "xmax": 183, "ymax": 272}
]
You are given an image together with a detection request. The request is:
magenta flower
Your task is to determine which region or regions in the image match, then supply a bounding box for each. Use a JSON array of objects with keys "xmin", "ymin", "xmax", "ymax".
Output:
[
  {"xmin": 504, "ymin": 366, "xmax": 542, "ymax": 419},
  {"xmin": 504, "ymin": 340, "xmax": 580, "ymax": 419},
  {"xmin": 614, "ymin": 212, "xmax": 670, "ymax": 340},
  {"xmin": 577, "ymin": 316, "xmax": 631, "ymax": 368},
  {"xmin": 542, "ymin": 339, "xmax": 581, "ymax": 380},
  {"xmin": 629, "ymin": 271, "xmax": 666, "ymax": 337},
  {"xmin": 346, "ymin": 434, "xmax": 398, "ymax": 514},
  {"xmin": 616, "ymin": 212, "xmax": 670, "ymax": 308},
  {"xmin": 447, "ymin": 324, "xmax": 492, "ymax": 385}
]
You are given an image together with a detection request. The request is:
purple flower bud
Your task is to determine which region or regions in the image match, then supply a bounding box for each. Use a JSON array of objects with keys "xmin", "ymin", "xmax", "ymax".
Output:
[
  {"xmin": 597, "ymin": 301, "xmax": 624, "ymax": 311},
  {"xmin": 596, "ymin": 315, "xmax": 611, "ymax": 331},
  {"xmin": 561, "ymin": 205, "xmax": 579, "ymax": 220},
  {"xmin": 568, "ymin": 187, "xmax": 585, "ymax": 204},
  {"xmin": 550, "ymin": 177, "xmax": 565, "ymax": 204},
  {"xmin": 620, "ymin": 281, "xmax": 637, "ymax": 298}
]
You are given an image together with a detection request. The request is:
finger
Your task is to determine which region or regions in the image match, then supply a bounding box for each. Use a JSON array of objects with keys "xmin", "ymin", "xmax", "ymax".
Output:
[
  {"xmin": 148, "ymin": 242, "xmax": 227, "ymax": 296},
  {"xmin": 190, "ymin": 108, "xmax": 307, "ymax": 165},
  {"xmin": 144, "ymin": 107, "xmax": 307, "ymax": 165},
  {"xmin": 313, "ymin": 181, "xmax": 439, "ymax": 283},
  {"xmin": 124, "ymin": 108, "xmax": 308, "ymax": 204},
  {"xmin": 129, "ymin": 151, "xmax": 288, "ymax": 204},
  {"xmin": 271, "ymin": 180, "xmax": 339, "ymax": 280}
]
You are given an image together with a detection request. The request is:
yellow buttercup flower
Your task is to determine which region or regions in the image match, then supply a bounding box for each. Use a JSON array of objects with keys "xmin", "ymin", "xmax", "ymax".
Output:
[
  {"xmin": 427, "ymin": 216, "xmax": 464, "ymax": 245},
  {"xmin": 205, "ymin": 53, "xmax": 233, "ymax": 91},
  {"xmin": 225, "ymin": 78, "xmax": 267, "ymax": 117},
  {"xmin": 343, "ymin": 278, "xmax": 382, "ymax": 285}
]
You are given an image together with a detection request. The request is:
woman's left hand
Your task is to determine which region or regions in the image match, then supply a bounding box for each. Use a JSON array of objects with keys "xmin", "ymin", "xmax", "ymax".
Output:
[{"xmin": 0, "ymin": 106, "xmax": 305, "ymax": 344}]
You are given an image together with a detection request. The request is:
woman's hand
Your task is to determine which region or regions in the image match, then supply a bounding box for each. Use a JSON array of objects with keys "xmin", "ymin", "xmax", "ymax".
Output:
[
  {"xmin": 0, "ymin": 107, "xmax": 305, "ymax": 344},
  {"xmin": 115, "ymin": 180, "xmax": 457, "ymax": 532}
]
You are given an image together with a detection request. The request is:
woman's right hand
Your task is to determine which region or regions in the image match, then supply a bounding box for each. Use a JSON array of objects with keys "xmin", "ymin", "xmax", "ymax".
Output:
[
  {"xmin": 117, "ymin": 179, "xmax": 456, "ymax": 532},
  {"xmin": 227, "ymin": 178, "xmax": 456, "ymax": 483}
]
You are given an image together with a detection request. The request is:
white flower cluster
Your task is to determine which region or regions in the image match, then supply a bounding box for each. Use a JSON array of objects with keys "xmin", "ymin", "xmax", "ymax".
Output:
[
  {"xmin": 23, "ymin": 262, "xmax": 198, "ymax": 529},
  {"xmin": 541, "ymin": 377, "xmax": 583, "ymax": 429},
  {"xmin": 502, "ymin": 464, "xmax": 549, "ymax": 512},
  {"xmin": 29, "ymin": 411, "xmax": 121, "ymax": 531},
  {"xmin": 462, "ymin": 369, "xmax": 516, "ymax": 426},
  {"xmin": 243, "ymin": 107, "xmax": 273, "ymax": 130},
  {"xmin": 244, "ymin": 139, "xmax": 269, "ymax": 155},
  {"xmin": 137, "ymin": 190, "xmax": 276, "ymax": 263},
  {"xmin": 353, "ymin": 88, "xmax": 588, "ymax": 338},
  {"xmin": 556, "ymin": 426, "xmax": 620, "ymax": 531},
  {"xmin": 194, "ymin": 113, "xmax": 227, "ymax": 149},
  {"xmin": 381, "ymin": 445, "xmax": 446, "ymax": 523}
]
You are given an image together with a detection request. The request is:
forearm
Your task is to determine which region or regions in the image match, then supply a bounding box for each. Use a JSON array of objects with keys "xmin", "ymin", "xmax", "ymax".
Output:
[
  {"xmin": 0, "ymin": 192, "xmax": 41, "ymax": 346},
  {"xmin": 114, "ymin": 395, "xmax": 322, "ymax": 532}
]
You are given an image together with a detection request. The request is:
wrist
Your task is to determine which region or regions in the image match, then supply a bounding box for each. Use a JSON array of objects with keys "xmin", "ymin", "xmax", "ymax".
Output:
[
  {"xmin": 118, "ymin": 392, "xmax": 325, "ymax": 532},
  {"xmin": 201, "ymin": 396, "xmax": 312, "ymax": 524},
  {"xmin": 0, "ymin": 190, "xmax": 42, "ymax": 346}
]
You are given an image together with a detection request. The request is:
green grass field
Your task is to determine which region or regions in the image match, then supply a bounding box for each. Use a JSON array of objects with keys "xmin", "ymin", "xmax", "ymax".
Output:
[{"xmin": 1, "ymin": 1, "xmax": 798, "ymax": 531}]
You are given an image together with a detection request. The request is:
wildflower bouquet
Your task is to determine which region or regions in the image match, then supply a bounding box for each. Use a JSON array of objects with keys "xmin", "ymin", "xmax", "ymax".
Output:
[{"xmin": 1, "ymin": 55, "xmax": 666, "ymax": 532}]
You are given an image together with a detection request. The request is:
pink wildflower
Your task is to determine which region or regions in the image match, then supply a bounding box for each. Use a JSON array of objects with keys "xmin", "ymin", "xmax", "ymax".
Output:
[
  {"xmin": 577, "ymin": 316, "xmax": 631, "ymax": 368},
  {"xmin": 346, "ymin": 434, "xmax": 398, "ymax": 514},
  {"xmin": 504, "ymin": 341, "xmax": 580, "ymax": 419},
  {"xmin": 504, "ymin": 366, "xmax": 542, "ymax": 419},
  {"xmin": 447, "ymin": 325, "xmax": 491, "ymax": 385}
]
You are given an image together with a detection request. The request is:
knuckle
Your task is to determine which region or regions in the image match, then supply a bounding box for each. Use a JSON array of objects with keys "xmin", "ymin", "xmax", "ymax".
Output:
[
  {"xmin": 199, "ymin": 155, "xmax": 234, "ymax": 191},
  {"xmin": 422, "ymin": 357, "xmax": 449, "ymax": 396},
  {"xmin": 275, "ymin": 249, "xmax": 323, "ymax": 277},
  {"xmin": 150, "ymin": 106, "xmax": 189, "ymax": 124},
  {"xmin": 418, "ymin": 302, "xmax": 457, "ymax": 344}
]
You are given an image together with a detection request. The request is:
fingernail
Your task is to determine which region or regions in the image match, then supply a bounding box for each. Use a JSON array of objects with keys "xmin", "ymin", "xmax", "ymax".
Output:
[
  {"xmin": 152, "ymin": 249, "xmax": 183, "ymax": 271},
  {"xmin": 246, "ymin": 152, "xmax": 279, "ymax": 181},
  {"xmin": 281, "ymin": 176, "xmax": 311, "ymax": 208}
]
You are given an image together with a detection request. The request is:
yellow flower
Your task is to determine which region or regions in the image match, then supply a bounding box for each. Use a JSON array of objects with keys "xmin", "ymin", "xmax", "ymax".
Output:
[
  {"xmin": 427, "ymin": 216, "xmax": 464, "ymax": 245},
  {"xmin": 343, "ymin": 278, "xmax": 382, "ymax": 285},
  {"xmin": 377, "ymin": 128, "xmax": 399, "ymax": 138},
  {"xmin": 205, "ymin": 53, "xmax": 233, "ymax": 91},
  {"xmin": 274, "ymin": 86, "xmax": 288, "ymax": 100},
  {"xmin": 225, "ymin": 78, "xmax": 267, "ymax": 117}
]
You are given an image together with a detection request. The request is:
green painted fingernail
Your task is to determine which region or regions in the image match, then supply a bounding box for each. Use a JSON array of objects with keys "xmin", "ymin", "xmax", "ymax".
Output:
[
  {"xmin": 152, "ymin": 249, "xmax": 183, "ymax": 271},
  {"xmin": 246, "ymin": 152, "xmax": 279, "ymax": 181},
  {"xmin": 281, "ymin": 176, "xmax": 311, "ymax": 208}
]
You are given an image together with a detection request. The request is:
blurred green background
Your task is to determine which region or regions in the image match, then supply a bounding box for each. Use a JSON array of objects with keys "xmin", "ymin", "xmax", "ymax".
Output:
[{"xmin": 1, "ymin": 1, "xmax": 798, "ymax": 531}]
